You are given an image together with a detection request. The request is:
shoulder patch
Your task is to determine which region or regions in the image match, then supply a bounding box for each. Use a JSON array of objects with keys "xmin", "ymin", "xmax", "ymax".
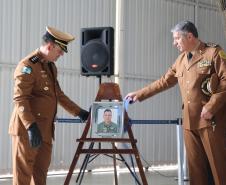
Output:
[
  {"xmin": 206, "ymin": 42, "xmax": 218, "ymax": 48},
  {"xmin": 21, "ymin": 66, "xmax": 32, "ymax": 74},
  {"xmin": 219, "ymin": 50, "xmax": 226, "ymax": 60},
  {"xmin": 29, "ymin": 55, "xmax": 39, "ymax": 64}
]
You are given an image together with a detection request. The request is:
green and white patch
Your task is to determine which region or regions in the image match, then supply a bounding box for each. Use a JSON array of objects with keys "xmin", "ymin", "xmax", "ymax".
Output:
[{"xmin": 21, "ymin": 66, "xmax": 32, "ymax": 74}]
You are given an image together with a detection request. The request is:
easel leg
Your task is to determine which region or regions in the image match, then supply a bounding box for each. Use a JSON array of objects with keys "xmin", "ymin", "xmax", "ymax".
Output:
[
  {"xmin": 64, "ymin": 116, "xmax": 91, "ymax": 185},
  {"xmin": 112, "ymin": 143, "xmax": 118, "ymax": 185},
  {"xmin": 63, "ymin": 141, "xmax": 85, "ymax": 185}
]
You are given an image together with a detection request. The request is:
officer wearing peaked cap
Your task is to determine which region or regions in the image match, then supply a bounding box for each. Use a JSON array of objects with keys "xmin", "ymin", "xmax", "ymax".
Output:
[
  {"xmin": 44, "ymin": 26, "xmax": 75, "ymax": 53},
  {"xmin": 126, "ymin": 21, "xmax": 226, "ymax": 185},
  {"xmin": 9, "ymin": 26, "xmax": 89, "ymax": 185}
]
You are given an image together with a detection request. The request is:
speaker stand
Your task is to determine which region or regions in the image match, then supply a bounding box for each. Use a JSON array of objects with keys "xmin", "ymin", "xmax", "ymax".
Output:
[
  {"xmin": 98, "ymin": 75, "xmax": 102, "ymax": 86},
  {"xmin": 63, "ymin": 83, "xmax": 148, "ymax": 185}
]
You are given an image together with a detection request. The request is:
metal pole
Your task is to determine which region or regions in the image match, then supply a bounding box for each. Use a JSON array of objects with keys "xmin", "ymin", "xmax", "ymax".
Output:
[
  {"xmin": 183, "ymin": 143, "xmax": 189, "ymax": 181},
  {"xmin": 176, "ymin": 118, "xmax": 184, "ymax": 185}
]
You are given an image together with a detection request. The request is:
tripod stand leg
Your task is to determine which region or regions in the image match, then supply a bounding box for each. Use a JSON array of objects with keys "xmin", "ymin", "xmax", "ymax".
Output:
[
  {"xmin": 76, "ymin": 142, "xmax": 95, "ymax": 185},
  {"xmin": 119, "ymin": 154, "xmax": 142, "ymax": 185}
]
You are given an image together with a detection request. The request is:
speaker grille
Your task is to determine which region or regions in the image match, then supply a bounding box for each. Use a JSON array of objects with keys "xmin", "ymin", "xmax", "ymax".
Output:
[{"xmin": 81, "ymin": 39, "xmax": 109, "ymax": 72}]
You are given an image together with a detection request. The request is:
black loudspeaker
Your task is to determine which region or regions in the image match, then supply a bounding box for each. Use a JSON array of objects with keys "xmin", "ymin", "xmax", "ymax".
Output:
[{"xmin": 80, "ymin": 27, "xmax": 114, "ymax": 76}]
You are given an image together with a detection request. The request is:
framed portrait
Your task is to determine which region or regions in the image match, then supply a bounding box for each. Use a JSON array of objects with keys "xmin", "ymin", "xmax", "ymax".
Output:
[{"xmin": 90, "ymin": 101, "xmax": 124, "ymax": 138}]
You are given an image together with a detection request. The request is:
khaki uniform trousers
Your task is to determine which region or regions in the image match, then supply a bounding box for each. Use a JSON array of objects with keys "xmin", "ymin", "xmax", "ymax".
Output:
[
  {"xmin": 184, "ymin": 126, "xmax": 226, "ymax": 185},
  {"xmin": 12, "ymin": 136, "xmax": 52, "ymax": 185}
]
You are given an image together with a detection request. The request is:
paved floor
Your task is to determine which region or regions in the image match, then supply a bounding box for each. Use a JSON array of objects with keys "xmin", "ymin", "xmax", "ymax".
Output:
[{"xmin": 0, "ymin": 168, "xmax": 190, "ymax": 185}]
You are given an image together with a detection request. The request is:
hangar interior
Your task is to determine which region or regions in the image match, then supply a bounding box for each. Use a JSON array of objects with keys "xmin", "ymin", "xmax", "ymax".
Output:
[{"xmin": 0, "ymin": 0, "xmax": 225, "ymax": 184}]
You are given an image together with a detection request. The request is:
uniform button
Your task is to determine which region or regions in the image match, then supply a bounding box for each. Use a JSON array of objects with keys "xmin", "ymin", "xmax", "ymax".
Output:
[
  {"xmin": 37, "ymin": 113, "xmax": 41, "ymax": 116},
  {"xmin": 187, "ymin": 70, "xmax": 190, "ymax": 73},
  {"xmin": 44, "ymin": 86, "xmax": 49, "ymax": 91}
]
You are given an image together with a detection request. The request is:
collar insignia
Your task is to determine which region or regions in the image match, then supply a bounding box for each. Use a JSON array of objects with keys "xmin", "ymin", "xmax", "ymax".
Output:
[{"xmin": 29, "ymin": 55, "xmax": 39, "ymax": 64}]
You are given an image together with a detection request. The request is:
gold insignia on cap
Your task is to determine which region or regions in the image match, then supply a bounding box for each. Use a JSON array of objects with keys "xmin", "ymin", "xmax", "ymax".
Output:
[
  {"xmin": 198, "ymin": 60, "xmax": 211, "ymax": 68},
  {"xmin": 219, "ymin": 50, "xmax": 226, "ymax": 60},
  {"xmin": 19, "ymin": 106, "xmax": 25, "ymax": 112},
  {"xmin": 44, "ymin": 86, "xmax": 49, "ymax": 91}
]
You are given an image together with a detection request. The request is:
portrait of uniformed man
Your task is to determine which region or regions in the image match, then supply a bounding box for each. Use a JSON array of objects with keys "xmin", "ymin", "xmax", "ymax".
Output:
[{"xmin": 97, "ymin": 109, "xmax": 118, "ymax": 134}]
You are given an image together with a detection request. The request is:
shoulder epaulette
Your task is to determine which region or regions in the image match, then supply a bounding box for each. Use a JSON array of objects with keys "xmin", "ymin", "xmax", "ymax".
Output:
[
  {"xmin": 29, "ymin": 55, "xmax": 39, "ymax": 64},
  {"xmin": 206, "ymin": 42, "xmax": 218, "ymax": 48}
]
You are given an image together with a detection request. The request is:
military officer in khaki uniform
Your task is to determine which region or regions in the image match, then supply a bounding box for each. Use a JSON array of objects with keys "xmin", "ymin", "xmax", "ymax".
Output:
[
  {"xmin": 97, "ymin": 109, "xmax": 118, "ymax": 133},
  {"xmin": 126, "ymin": 21, "xmax": 226, "ymax": 185},
  {"xmin": 9, "ymin": 26, "xmax": 89, "ymax": 185}
]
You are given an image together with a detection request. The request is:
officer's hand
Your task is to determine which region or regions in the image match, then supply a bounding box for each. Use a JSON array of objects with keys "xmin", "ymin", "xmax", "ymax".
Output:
[
  {"xmin": 78, "ymin": 109, "xmax": 89, "ymax": 122},
  {"xmin": 201, "ymin": 107, "xmax": 213, "ymax": 120},
  {"xmin": 125, "ymin": 92, "xmax": 138, "ymax": 104},
  {"xmin": 27, "ymin": 122, "xmax": 42, "ymax": 148}
]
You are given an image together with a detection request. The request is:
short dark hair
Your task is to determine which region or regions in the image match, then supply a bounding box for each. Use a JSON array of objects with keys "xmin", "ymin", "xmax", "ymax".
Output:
[
  {"xmin": 42, "ymin": 34, "xmax": 55, "ymax": 44},
  {"xmin": 171, "ymin": 20, "xmax": 198, "ymax": 38},
  {"xmin": 104, "ymin": 109, "xmax": 112, "ymax": 113}
]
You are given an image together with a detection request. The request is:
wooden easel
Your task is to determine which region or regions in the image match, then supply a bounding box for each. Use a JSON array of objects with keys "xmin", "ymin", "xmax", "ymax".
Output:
[{"xmin": 63, "ymin": 83, "xmax": 148, "ymax": 185}]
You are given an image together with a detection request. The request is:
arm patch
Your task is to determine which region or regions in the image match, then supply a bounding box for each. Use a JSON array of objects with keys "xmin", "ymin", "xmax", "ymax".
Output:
[{"xmin": 21, "ymin": 66, "xmax": 32, "ymax": 74}]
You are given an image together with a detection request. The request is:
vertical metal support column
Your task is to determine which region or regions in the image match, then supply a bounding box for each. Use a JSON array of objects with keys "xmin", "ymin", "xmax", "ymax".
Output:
[
  {"xmin": 176, "ymin": 118, "xmax": 184, "ymax": 185},
  {"xmin": 183, "ymin": 143, "xmax": 189, "ymax": 181}
]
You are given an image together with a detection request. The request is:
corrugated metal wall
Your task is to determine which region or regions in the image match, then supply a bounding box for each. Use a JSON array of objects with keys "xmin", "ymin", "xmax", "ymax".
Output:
[{"xmin": 0, "ymin": 0, "xmax": 225, "ymax": 174}]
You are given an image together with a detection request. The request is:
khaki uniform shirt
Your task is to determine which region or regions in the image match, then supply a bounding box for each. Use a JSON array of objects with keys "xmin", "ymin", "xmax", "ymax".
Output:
[
  {"xmin": 136, "ymin": 42, "xmax": 226, "ymax": 130},
  {"xmin": 9, "ymin": 50, "xmax": 82, "ymax": 143},
  {"xmin": 97, "ymin": 121, "xmax": 118, "ymax": 133}
]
